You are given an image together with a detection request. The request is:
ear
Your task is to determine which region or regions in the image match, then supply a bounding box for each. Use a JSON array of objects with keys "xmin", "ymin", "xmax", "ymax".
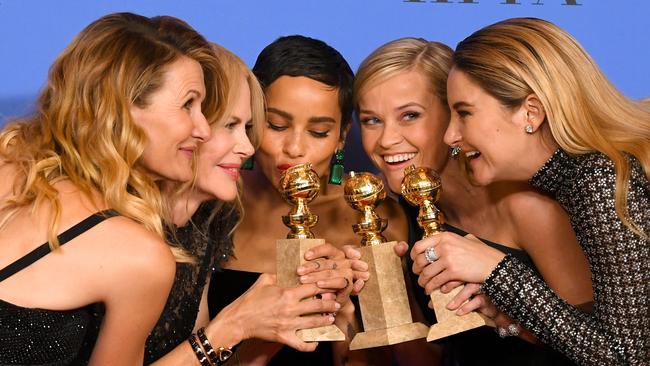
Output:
[
  {"xmin": 521, "ymin": 94, "xmax": 546, "ymax": 132},
  {"xmin": 337, "ymin": 120, "xmax": 352, "ymax": 150}
]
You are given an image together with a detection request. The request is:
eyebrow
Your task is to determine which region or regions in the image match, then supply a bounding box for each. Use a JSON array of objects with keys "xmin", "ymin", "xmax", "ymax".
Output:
[
  {"xmin": 267, "ymin": 107, "xmax": 336, "ymax": 124},
  {"xmin": 184, "ymin": 89, "xmax": 203, "ymax": 100},
  {"xmin": 267, "ymin": 107, "xmax": 292, "ymax": 120},
  {"xmin": 396, "ymin": 102, "xmax": 425, "ymax": 110},
  {"xmin": 452, "ymin": 101, "xmax": 474, "ymax": 110}
]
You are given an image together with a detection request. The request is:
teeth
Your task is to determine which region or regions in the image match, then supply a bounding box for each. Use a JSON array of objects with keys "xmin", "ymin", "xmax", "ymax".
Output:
[
  {"xmin": 466, "ymin": 151, "xmax": 480, "ymax": 159},
  {"xmin": 384, "ymin": 153, "xmax": 416, "ymax": 163}
]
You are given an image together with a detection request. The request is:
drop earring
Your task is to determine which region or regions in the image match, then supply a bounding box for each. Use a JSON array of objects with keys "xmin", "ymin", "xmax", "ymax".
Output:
[
  {"xmin": 328, "ymin": 149, "xmax": 345, "ymax": 185},
  {"xmin": 525, "ymin": 124, "xmax": 534, "ymax": 134},
  {"xmin": 241, "ymin": 155, "xmax": 254, "ymax": 170}
]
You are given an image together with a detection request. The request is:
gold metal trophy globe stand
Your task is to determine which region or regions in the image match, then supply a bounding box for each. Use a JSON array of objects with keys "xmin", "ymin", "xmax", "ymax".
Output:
[
  {"xmin": 276, "ymin": 163, "xmax": 345, "ymax": 341},
  {"xmin": 401, "ymin": 165, "xmax": 494, "ymax": 342},
  {"xmin": 344, "ymin": 171, "xmax": 428, "ymax": 350}
]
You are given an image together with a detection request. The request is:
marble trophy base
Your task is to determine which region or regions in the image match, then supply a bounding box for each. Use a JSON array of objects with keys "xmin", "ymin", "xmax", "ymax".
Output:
[
  {"xmin": 276, "ymin": 238, "xmax": 345, "ymax": 342},
  {"xmin": 350, "ymin": 241, "xmax": 428, "ymax": 350},
  {"xmin": 427, "ymin": 286, "xmax": 495, "ymax": 342}
]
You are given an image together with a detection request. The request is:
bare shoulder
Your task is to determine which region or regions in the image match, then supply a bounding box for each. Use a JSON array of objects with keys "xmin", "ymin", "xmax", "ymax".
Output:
[
  {"xmin": 501, "ymin": 188, "xmax": 575, "ymax": 251},
  {"xmin": 86, "ymin": 216, "xmax": 176, "ymax": 296},
  {"xmin": 503, "ymin": 188, "xmax": 567, "ymax": 225}
]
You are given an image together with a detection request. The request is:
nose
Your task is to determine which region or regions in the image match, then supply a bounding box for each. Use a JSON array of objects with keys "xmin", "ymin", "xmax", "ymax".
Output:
[
  {"xmin": 378, "ymin": 120, "xmax": 403, "ymax": 149},
  {"xmin": 235, "ymin": 130, "xmax": 255, "ymax": 159},
  {"xmin": 443, "ymin": 115, "xmax": 462, "ymax": 147},
  {"xmin": 192, "ymin": 112, "xmax": 211, "ymax": 142},
  {"xmin": 282, "ymin": 132, "xmax": 306, "ymax": 159}
]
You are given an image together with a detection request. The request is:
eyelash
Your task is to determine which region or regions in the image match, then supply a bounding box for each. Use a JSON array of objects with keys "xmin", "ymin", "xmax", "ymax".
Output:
[
  {"xmin": 457, "ymin": 110, "xmax": 470, "ymax": 118},
  {"xmin": 402, "ymin": 111, "xmax": 420, "ymax": 121},
  {"xmin": 267, "ymin": 122, "xmax": 329, "ymax": 138},
  {"xmin": 183, "ymin": 98, "xmax": 194, "ymax": 110},
  {"xmin": 360, "ymin": 117, "xmax": 381, "ymax": 126}
]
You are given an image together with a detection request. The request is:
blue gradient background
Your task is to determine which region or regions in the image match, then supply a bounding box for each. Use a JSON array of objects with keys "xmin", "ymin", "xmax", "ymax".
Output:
[{"xmin": 1, "ymin": 1, "xmax": 647, "ymax": 168}]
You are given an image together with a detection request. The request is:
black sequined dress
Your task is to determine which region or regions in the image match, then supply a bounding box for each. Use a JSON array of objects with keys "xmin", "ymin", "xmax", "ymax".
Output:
[
  {"xmin": 144, "ymin": 201, "xmax": 236, "ymax": 364},
  {"xmin": 0, "ymin": 211, "xmax": 115, "ymax": 365},
  {"xmin": 482, "ymin": 150, "xmax": 650, "ymax": 365}
]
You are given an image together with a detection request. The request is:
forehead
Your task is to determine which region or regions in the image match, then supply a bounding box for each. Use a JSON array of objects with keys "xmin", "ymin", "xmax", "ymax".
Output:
[
  {"xmin": 265, "ymin": 75, "xmax": 341, "ymax": 119},
  {"xmin": 362, "ymin": 69, "xmax": 434, "ymax": 103},
  {"xmin": 160, "ymin": 56, "xmax": 205, "ymax": 94},
  {"xmin": 447, "ymin": 67, "xmax": 480, "ymax": 98}
]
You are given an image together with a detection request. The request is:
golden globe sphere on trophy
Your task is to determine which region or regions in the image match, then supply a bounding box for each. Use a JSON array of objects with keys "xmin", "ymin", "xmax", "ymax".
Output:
[
  {"xmin": 401, "ymin": 165, "xmax": 494, "ymax": 342},
  {"xmin": 343, "ymin": 171, "xmax": 428, "ymax": 350},
  {"xmin": 276, "ymin": 163, "xmax": 345, "ymax": 341}
]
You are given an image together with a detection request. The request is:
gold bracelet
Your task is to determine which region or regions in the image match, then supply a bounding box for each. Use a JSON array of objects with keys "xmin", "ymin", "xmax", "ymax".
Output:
[{"xmin": 197, "ymin": 327, "xmax": 233, "ymax": 365}]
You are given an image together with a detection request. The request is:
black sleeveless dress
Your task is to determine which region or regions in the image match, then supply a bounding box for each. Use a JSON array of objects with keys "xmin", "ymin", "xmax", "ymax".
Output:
[
  {"xmin": 399, "ymin": 196, "xmax": 576, "ymax": 366},
  {"xmin": 0, "ymin": 211, "xmax": 116, "ymax": 365}
]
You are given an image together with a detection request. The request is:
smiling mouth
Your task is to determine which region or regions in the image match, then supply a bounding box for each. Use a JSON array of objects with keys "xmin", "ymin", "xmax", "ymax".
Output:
[
  {"xmin": 466, "ymin": 151, "xmax": 481, "ymax": 160},
  {"xmin": 383, "ymin": 152, "xmax": 417, "ymax": 165}
]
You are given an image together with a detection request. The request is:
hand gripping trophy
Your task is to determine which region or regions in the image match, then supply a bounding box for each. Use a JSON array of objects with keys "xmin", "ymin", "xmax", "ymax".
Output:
[
  {"xmin": 401, "ymin": 165, "xmax": 494, "ymax": 342},
  {"xmin": 276, "ymin": 163, "xmax": 345, "ymax": 341},
  {"xmin": 343, "ymin": 171, "xmax": 428, "ymax": 350}
]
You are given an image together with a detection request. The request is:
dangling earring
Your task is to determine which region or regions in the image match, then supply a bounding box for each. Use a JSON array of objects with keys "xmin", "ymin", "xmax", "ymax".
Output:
[
  {"xmin": 241, "ymin": 155, "xmax": 254, "ymax": 170},
  {"xmin": 450, "ymin": 145, "xmax": 462, "ymax": 159},
  {"xmin": 328, "ymin": 149, "xmax": 345, "ymax": 185},
  {"xmin": 525, "ymin": 124, "xmax": 534, "ymax": 134}
]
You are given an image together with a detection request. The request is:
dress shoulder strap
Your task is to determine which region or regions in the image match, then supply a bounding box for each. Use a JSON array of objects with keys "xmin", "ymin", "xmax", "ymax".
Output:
[{"xmin": 0, "ymin": 210, "xmax": 119, "ymax": 283}]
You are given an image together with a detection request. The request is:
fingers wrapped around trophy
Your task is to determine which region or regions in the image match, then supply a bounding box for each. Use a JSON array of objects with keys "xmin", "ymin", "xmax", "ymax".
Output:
[
  {"xmin": 401, "ymin": 165, "xmax": 495, "ymax": 342},
  {"xmin": 275, "ymin": 163, "xmax": 346, "ymax": 341},
  {"xmin": 342, "ymin": 171, "xmax": 429, "ymax": 350}
]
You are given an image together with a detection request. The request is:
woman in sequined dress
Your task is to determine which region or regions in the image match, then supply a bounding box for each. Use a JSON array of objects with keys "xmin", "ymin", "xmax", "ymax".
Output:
[
  {"xmin": 0, "ymin": 12, "xmax": 222, "ymax": 365},
  {"xmin": 411, "ymin": 18, "xmax": 650, "ymax": 365},
  {"xmin": 145, "ymin": 44, "xmax": 356, "ymax": 365},
  {"xmin": 355, "ymin": 36, "xmax": 591, "ymax": 366}
]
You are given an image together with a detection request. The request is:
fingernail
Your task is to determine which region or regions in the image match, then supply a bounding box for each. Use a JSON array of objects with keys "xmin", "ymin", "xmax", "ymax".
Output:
[
  {"xmin": 335, "ymin": 302, "xmax": 341, "ymax": 309},
  {"xmin": 297, "ymin": 267, "xmax": 306, "ymax": 275},
  {"xmin": 456, "ymin": 308, "xmax": 466, "ymax": 316},
  {"xmin": 305, "ymin": 251, "xmax": 314, "ymax": 259},
  {"xmin": 300, "ymin": 276, "xmax": 309, "ymax": 282},
  {"xmin": 328, "ymin": 315, "xmax": 335, "ymax": 322},
  {"xmin": 317, "ymin": 281, "xmax": 326, "ymax": 287}
]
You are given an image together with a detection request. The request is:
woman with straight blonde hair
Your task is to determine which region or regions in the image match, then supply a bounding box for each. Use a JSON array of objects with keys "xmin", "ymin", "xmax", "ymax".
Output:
[
  {"xmin": 356, "ymin": 36, "xmax": 590, "ymax": 366},
  {"xmin": 0, "ymin": 12, "xmax": 221, "ymax": 365},
  {"xmin": 146, "ymin": 43, "xmax": 351, "ymax": 365},
  {"xmin": 411, "ymin": 18, "xmax": 649, "ymax": 365}
]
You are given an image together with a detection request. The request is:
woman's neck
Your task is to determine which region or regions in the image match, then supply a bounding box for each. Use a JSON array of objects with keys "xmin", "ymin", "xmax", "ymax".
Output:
[
  {"xmin": 437, "ymin": 160, "xmax": 493, "ymax": 228},
  {"xmin": 170, "ymin": 189, "xmax": 211, "ymax": 227}
]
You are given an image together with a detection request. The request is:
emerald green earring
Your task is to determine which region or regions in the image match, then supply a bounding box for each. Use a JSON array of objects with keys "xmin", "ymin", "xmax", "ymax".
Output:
[
  {"xmin": 328, "ymin": 149, "xmax": 345, "ymax": 185},
  {"xmin": 241, "ymin": 155, "xmax": 254, "ymax": 170}
]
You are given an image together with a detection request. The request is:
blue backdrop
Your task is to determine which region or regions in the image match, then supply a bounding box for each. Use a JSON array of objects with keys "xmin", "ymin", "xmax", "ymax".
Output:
[{"xmin": 1, "ymin": 1, "xmax": 647, "ymax": 168}]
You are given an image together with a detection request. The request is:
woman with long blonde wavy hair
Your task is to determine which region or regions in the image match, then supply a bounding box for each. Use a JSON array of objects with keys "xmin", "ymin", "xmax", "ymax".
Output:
[
  {"xmin": 411, "ymin": 18, "xmax": 649, "ymax": 365},
  {"xmin": 0, "ymin": 12, "xmax": 221, "ymax": 365}
]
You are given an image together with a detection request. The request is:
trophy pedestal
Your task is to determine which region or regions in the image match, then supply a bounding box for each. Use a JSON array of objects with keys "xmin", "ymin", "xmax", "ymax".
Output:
[
  {"xmin": 426, "ymin": 286, "xmax": 495, "ymax": 341},
  {"xmin": 276, "ymin": 238, "xmax": 345, "ymax": 342},
  {"xmin": 350, "ymin": 241, "xmax": 428, "ymax": 350}
]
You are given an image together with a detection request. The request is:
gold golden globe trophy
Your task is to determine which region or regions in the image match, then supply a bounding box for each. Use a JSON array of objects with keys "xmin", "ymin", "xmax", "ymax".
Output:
[
  {"xmin": 275, "ymin": 163, "xmax": 345, "ymax": 342},
  {"xmin": 401, "ymin": 165, "xmax": 494, "ymax": 342},
  {"xmin": 343, "ymin": 171, "xmax": 428, "ymax": 350}
]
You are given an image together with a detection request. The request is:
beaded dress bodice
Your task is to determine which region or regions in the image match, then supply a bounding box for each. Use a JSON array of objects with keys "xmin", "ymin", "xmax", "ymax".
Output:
[
  {"xmin": 144, "ymin": 201, "xmax": 236, "ymax": 364},
  {"xmin": 483, "ymin": 150, "xmax": 650, "ymax": 365}
]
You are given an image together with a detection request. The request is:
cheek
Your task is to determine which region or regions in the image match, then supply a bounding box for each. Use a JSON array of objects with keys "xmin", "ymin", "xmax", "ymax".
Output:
[{"xmin": 360, "ymin": 128, "xmax": 379, "ymax": 156}]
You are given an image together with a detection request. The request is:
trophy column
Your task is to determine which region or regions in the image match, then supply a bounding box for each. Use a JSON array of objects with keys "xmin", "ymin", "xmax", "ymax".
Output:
[
  {"xmin": 344, "ymin": 172, "xmax": 428, "ymax": 350},
  {"xmin": 401, "ymin": 165, "xmax": 494, "ymax": 342},
  {"xmin": 276, "ymin": 163, "xmax": 345, "ymax": 342}
]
